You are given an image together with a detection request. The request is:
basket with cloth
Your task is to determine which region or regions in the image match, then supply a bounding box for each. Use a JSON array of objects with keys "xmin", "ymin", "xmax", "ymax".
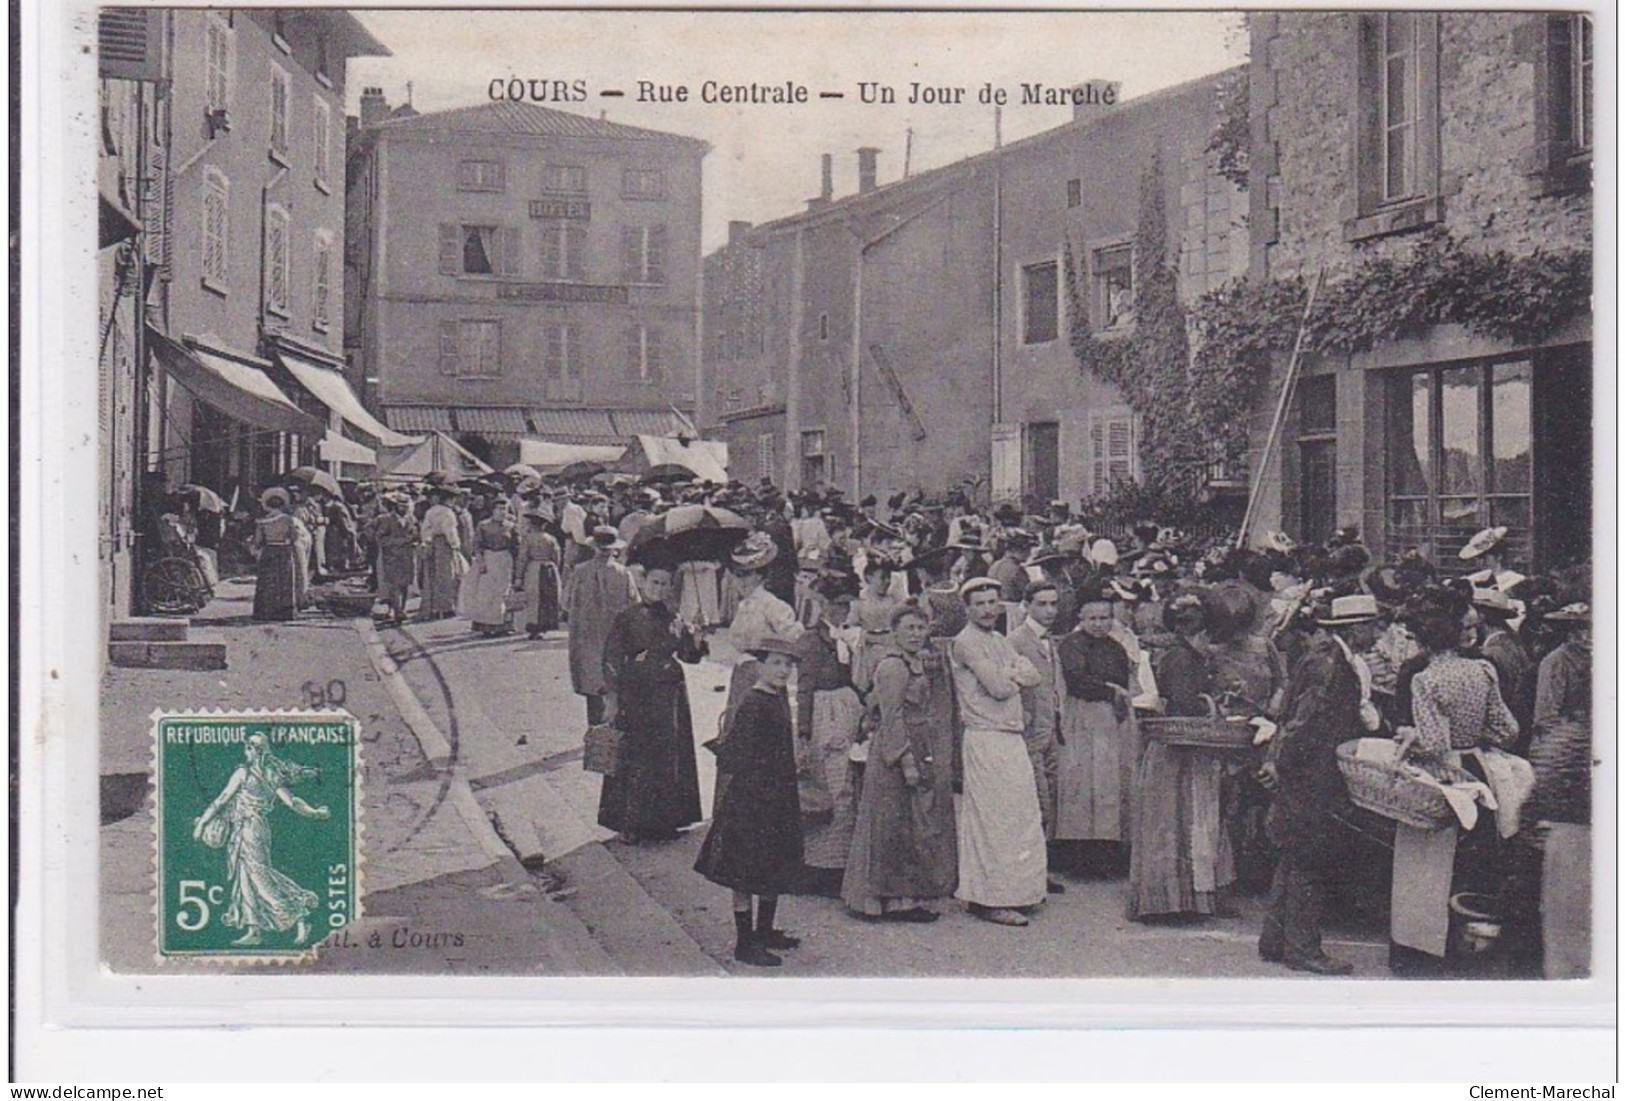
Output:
[
  {"xmin": 1336, "ymin": 737, "xmax": 1496, "ymax": 831},
  {"xmin": 1139, "ymin": 694, "xmax": 1259, "ymax": 750}
]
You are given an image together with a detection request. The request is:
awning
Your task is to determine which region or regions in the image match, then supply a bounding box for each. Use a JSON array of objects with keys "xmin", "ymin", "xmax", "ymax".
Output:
[
  {"xmin": 273, "ymin": 345, "xmax": 418, "ymax": 447},
  {"xmin": 148, "ymin": 328, "xmax": 322, "ymax": 437},
  {"xmin": 376, "ymin": 431, "xmax": 495, "ymax": 481},
  {"xmin": 518, "ymin": 439, "xmax": 626, "ymax": 469},
  {"xmin": 319, "ymin": 431, "xmax": 377, "ymax": 466}
]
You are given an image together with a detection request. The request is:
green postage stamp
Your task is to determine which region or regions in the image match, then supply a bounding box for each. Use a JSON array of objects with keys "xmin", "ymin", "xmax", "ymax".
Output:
[{"xmin": 154, "ymin": 711, "xmax": 362, "ymax": 962}]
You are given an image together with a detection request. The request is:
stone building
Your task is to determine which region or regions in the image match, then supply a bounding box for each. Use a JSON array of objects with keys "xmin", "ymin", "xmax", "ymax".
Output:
[
  {"xmin": 345, "ymin": 97, "xmax": 708, "ymax": 462},
  {"xmin": 1244, "ymin": 11, "xmax": 1593, "ymax": 568}
]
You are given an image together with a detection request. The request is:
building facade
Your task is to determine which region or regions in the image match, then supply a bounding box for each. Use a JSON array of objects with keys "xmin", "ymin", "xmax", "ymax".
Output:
[
  {"xmin": 98, "ymin": 8, "xmax": 387, "ymax": 620},
  {"xmin": 346, "ymin": 98, "xmax": 707, "ymax": 462},
  {"xmin": 1245, "ymin": 11, "xmax": 1593, "ymax": 570}
]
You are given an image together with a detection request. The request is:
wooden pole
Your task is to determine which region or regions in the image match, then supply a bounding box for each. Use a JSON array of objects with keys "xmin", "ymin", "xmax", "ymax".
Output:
[{"xmin": 1236, "ymin": 266, "xmax": 1325, "ymax": 549}]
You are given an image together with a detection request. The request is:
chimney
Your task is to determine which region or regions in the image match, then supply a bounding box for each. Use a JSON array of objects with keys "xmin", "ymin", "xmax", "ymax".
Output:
[
  {"xmin": 820, "ymin": 153, "xmax": 834, "ymax": 201},
  {"xmin": 857, "ymin": 147, "xmax": 880, "ymax": 194},
  {"xmin": 360, "ymin": 87, "xmax": 390, "ymax": 128},
  {"xmin": 728, "ymin": 220, "xmax": 752, "ymax": 246}
]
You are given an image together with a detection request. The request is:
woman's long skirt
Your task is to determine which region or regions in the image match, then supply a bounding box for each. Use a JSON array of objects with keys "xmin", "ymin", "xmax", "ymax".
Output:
[
  {"xmin": 252, "ymin": 543, "xmax": 299, "ymax": 622},
  {"xmin": 519, "ymin": 559, "xmax": 560, "ymax": 632},
  {"xmin": 377, "ymin": 546, "xmax": 415, "ymax": 611},
  {"xmin": 954, "ymin": 727, "xmax": 1047, "ymax": 909},
  {"xmin": 421, "ymin": 538, "xmax": 459, "ymax": 617},
  {"xmin": 800, "ymin": 687, "xmax": 863, "ymax": 870},
  {"xmin": 677, "ymin": 561, "xmax": 721, "ymax": 628},
  {"xmin": 458, "ymin": 548, "xmax": 513, "ymax": 630},
  {"xmin": 597, "ymin": 688, "xmax": 703, "ymax": 836},
  {"xmin": 1056, "ymin": 699, "xmax": 1141, "ymax": 843},
  {"xmin": 1126, "ymin": 742, "xmax": 1235, "ymax": 918}
]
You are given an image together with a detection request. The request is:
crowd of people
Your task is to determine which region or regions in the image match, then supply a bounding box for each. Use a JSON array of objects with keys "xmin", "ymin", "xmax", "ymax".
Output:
[{"xmin": 230, "ymin": 468, "xmax": 1592, "ymax": 978}]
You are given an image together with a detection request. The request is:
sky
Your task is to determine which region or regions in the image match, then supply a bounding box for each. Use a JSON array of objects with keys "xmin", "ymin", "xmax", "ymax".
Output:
[{"xmin": 346, "ymin": 10, "xmax": 1246, "ymax": 252}]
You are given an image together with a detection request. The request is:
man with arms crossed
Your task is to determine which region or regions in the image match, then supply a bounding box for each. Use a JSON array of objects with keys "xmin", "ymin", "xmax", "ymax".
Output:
[{"xmin": 951, "ymin": 577, "xmax": 1047, "ymax": 926}]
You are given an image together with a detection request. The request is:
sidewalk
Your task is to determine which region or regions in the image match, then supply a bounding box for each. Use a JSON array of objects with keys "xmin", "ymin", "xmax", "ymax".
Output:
[{"xmin": 98, "ymin": 581, "xmax": 611, "ymax": 974}]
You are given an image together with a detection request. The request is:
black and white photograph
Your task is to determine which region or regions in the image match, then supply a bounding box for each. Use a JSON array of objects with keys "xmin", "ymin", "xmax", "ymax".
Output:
[{"xmin": 16, "ymin": 0, "xmax": 1614, "ymax": 1079}]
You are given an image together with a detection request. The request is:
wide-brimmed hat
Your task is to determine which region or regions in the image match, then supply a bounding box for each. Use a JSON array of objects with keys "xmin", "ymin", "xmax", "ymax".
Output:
[
  {"xmin": 1546, "ymin": 602, "xmax": 1590, "ymax": 623},
  {"xmin": 749, "ymin": 635, "xmax": 803, "ymax": 660},
  {"xmin": 729, "ymin": 531, "xmax": 779, "ymax": 572},
  {"xmin": 590, "ymin": 525, "xmax": 620, "ymax": 548},
  {"xmin": 260, "ymin": 487, "xmax": 291, "ymax": 510},
  {"xmin": 1318, "ymin": 593, "xmax": 1380, "ymax": 625},
  {"xmin": 1471, "ymin": 587, "xmax": 1518, "ymax": 617},
  {"xmin": 1459, "ymin": 526, "xmax": 1508, "ymax": 561}
]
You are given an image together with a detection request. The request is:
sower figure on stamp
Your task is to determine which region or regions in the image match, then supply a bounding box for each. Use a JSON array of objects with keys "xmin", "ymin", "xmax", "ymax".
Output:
[
  {"xmin": 192, "ymin": 732, "xmax": 330, "ymax": 947},
  {"xmin": 951, "ymin": 576, "xmax": 1048, "ymax": 926}
]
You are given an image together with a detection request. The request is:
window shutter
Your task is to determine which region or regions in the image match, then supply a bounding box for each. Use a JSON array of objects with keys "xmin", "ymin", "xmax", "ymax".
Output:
[
  {"xmin": 567, "ymin": 224, "xmax": 586, "ymax": 281},
  {"xmin": 482, "ymin": 322, "xmax": 502, "ymax": 375},
  {"xmin": 1106, "ymin": 413, "xmax": 1135, "ymax": 489},
  {"xmin": 438, "ymin": 225, "xmax": 460, "ymax": 275},
  {"xmin": 438, "ymin": 320, "xmax": 460, "ymax": 375},
  {"xmin": 540, "ymin": 223, "xmax": 561, "ymax": 279},
  {"xmin": 648, "ymin": 226, "xmax": 667, "ymax": 284},
  {"xmin": 625, "ymin": 326, "xmax": 642, "ymax": 380},
  {"xmin": 564, "ymin": 325, "xmax": 582, "ymax": 379},
  {"xmin": 621, "ymin": 227, "xmax": 641, "ymax": 283},
  {"xmin": 646, "ymin": 328, "xmax": 664, "ymax": 382},
  {"xmin": 1089, "ymin": 415, "xmax": 1106, "ymax": 497},
  {"xmin": 99, "ymin": 9, "xmax": 163, "ymax": 81},
  {"xmin": 544, "ymin": 325, "xmax": 563, "ymax": 379},
  {"xmin": 498, "ymin": 226, "xmax": 521, "ymax": 277}
]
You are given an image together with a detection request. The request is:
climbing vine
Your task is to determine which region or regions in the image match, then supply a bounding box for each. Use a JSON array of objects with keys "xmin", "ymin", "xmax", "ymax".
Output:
[{"xmin": 1067, "ymin": 161, "xmax": 1593, "ymax": 501}]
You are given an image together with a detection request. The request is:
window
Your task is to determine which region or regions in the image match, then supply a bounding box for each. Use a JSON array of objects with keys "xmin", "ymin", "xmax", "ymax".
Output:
[
  {"xmin": 818, "ymin": 313, "xmax": 829, "ymax": 341},
  {"xmin": 268, "ymin": 64, "xmax": 290, "ymax": 161},
  {"xmin": 622, "ymin": 168, "xmax": 668, "ymax": 200},
  {"xmin": 1569, "ymin": 14, "xmax": 1593, "ymax": 152},
  {"xmin": 312, "ymin": 98, "xmax": 331, "ymax": 190},
  {"xmin": 457, "ymin": 159, "xmax": 505, "ymax": 192},
  {"xmin": 1296, "ymin": 376, "xmax": 1337, "ymax": 545},
  {"xmin": 625, "ymin": 325, "xmax": 664, "ymax": 383},
  {"xmin": 1351, "ymin": 13, "xmax": 1440, "ymax": 239},
  {"xmin": 265, "ymin": 204, "xmax": 290, "ymax": 316},
  {"xmin": 621, "ymin": 225, "xmax": 667, "ymax": 284},
  {"xmin": 311, "ymin": 231, "xmax": 332, "ymax": 332},
  {"xmin": 1091, "ymin": 244, "xmax": 1135, "ymax": 331},
  {"xmin": 800, "ymin": 430, "xmax": 826, "ymax": 489},
  {"xmin": 205, "ymin": 15, "xmax": 232, "ymax": 113},
  {"xmin": 541, "ymin": 164, "xmax": 587, "ymax": 194},
  {"xmin": 1066, "ymin": 178, "xmax": 1082, "ymax": 209},
  {"xmin": 539, "ymin": 220, "xmax": 587, "ymax": 281},
  {"xmin": 438, "ymin": 319, "xmax": 503, "ymax": 378},
  {"xmin": 1088, "ymin": 407, "xmax": 1137, "ymax": 497},
  {"xmin": 1026, "ymin": 422, "xmax": 1060, "ymax": 503},
  {"xmin": 439, "ymin": 224, "xmax": 520, "ymax": 277},
  {"xmin": 1385, "ymin": 360, "xmax": 1532, "ymax": 569},
  {"xmin": 201, "ymin": 169, "xmax": 229, "ymax": 290},
  {"xmin": 314, "ymin": 32, "xmax": 330, "ymax": 85},
  {"xmin": 758, "ymin": 434, "xmax": 777, "ymax": 482},
  {"xmin": 542, "ymin": 323, "xmax": 583, "ymax": 401},
  {"xmin": 1021, "ymin": 261, "xmax": 1059, "ymax": 344}
]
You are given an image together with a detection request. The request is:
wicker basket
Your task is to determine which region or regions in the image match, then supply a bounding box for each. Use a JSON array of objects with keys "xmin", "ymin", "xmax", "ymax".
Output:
[
  {"xmin": 1140, "ymin": 697, "xmax": 1258, "ymax": 750},
  {"xmin": 1336, "ymin": 739, "xmax": 1473, "ymax": 830}
]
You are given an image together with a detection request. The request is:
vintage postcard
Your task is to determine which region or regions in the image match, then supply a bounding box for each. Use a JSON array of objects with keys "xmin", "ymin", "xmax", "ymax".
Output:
[{"xmin": 22, "ymin": 1, "xmax": 1613, "ymax": 1062}]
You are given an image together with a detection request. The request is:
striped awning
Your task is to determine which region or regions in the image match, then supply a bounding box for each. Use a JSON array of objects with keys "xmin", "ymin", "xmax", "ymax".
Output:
[
  {"xmin": 450, "ymin": 407, "xmax": 529, "ymax": 435},
  {"xmin": 385, "ymin": 407, "xmax": 454, "ymax": 433}
]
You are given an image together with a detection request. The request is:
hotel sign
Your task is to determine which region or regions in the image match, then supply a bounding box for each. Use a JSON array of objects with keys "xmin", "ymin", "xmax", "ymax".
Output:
[
  {"xmin": 528, "ymin": 198, "xmax": 591, "ymax": 220},
  {"xmin": 496, "ymin": 282, "xmax": 629, "ymax": 304}
]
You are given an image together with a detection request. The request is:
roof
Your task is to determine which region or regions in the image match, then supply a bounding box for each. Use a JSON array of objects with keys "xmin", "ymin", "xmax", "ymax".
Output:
[
  {"xmin": 383, "ymin": 406, "xmax": 689, "ymax": 447},
  {"xmin": 747, "ymin": 65, "xmax": 1242, "ymax": 241},
  {"xmin": 369, "ymin": 99, "xmax": 708, "ymax": 151}
]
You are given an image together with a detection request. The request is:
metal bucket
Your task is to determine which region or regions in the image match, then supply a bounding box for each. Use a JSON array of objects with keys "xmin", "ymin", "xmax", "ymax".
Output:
[{"xmin": 1449, "ymin": 892, "xmax": 1504, "ymax": 957}]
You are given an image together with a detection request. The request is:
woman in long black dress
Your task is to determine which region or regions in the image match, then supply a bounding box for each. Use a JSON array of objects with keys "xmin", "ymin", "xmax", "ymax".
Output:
[
  {"xmin": 598, "ymin": 562, "xmax": 707, "ymax": 843},
  {"xmin": 694, "ymin": 638, "xmax": 804, "ymax": 967}
]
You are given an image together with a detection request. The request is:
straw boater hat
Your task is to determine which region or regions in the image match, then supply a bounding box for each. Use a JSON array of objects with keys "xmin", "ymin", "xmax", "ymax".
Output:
[
  {"xmin": 1317, "ymin": 593, "xmax": 1380, "ymax": 626},
  {"xmin": 1459, "ymin": 526, "xmax": 1508, "ymax": 561},
  {"xmin": 590, "ymin": 524, "xmax": 620, "ymax": 549},
  {"xmin": 958, "ymin": 576, "xmax": 1002, "ymax": 600},
  {"xmin": 260, "ymin": 487, "xmax": 291, "ymax": 510},
  {"xmin": 1546, "ymin": 602, "xmax": 1590, "ymax": 623},
  {"xmin": 729, "ymin": 531, "xmax": 779, "ymax": 572}
]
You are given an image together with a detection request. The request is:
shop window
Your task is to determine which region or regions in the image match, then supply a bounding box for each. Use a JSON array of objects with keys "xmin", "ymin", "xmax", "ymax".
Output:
[
  {"xmin": 1021, "ymin": 261, "xmax": 1058, "ymax": 344},
  {"xmin": 1349, "ymin": 12, "xmax": 1441, "ymax": 241},
  {"xmin": 1385, "ymin": 360, "xmax": 1532, "ymax": 569}
]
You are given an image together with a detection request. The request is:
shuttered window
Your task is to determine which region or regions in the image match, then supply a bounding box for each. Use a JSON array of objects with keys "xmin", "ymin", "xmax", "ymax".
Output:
[
  {"xmin": 625, "ymin": 325, "xmax": 664, "ymax": 383},
  {"xmin": 311, "ymin": 231, "xmax": 332, "ymax": 331},
  {"xmin": 205, "ymin": 15, "xmax": 232, "ymax": 113},
  {"xmin": 620, "ymin": 225, "xmax": 667, "ymax": 284},
  {"xmin": 439, "ymin": 224, "xmax": 520, "ymax": 277},
  {"xmin": 269, "ymin": 64, "xmax": 290, "ymax": 160},
  {"xmin": 457, "ymin": 159, "xmax": 505, "ymax": 192},
  {"xmin": 1088, "ymin": 407, "xmax": 1138, "ymax": 497},
  {"xmin": 438, "ymin": 320, "xmax": 503, "ymax": 378},
  {"xmin": 312, "ymin": 98, "xmax": 331, "ymax": 189},
  {"xmin": 540, "ymin": 221, "xmax": 586, "ymax": 280},
  {"xmin": 265, "ymin": 204, "xmax": 290, "ymax": 316},
  {"xmin": 201, "ymin": 168, "xmax": 229, "ymax": 289},
  {"xmin": 543, "ymin": 323, "xmax": 584, "ymax": 401}
]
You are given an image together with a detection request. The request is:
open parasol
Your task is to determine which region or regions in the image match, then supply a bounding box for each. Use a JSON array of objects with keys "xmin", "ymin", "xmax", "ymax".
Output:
[
  {"xmin": 177, "ymin": 484, "xmax": 225, "ymax": 512},
  {"xmin": 288, "ymin": 465, "xmax": 342, "ymax": 497},
  {"xmin": 625, "ymin": 503, "xmax": 750, "ymax": 567},
  {"xmin": 641, "ymin": 463, "xmax": 700, "ymax": 484},
  {"xmin": 504, "ymin": 463, "xmax": 543, "ymax": 480}
]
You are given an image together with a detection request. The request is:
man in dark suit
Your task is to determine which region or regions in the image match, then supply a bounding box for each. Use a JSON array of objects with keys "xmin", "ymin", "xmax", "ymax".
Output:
[{"xmin": 1258, "ymin": 593, "xmax": 1381, "ymax": 976}]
